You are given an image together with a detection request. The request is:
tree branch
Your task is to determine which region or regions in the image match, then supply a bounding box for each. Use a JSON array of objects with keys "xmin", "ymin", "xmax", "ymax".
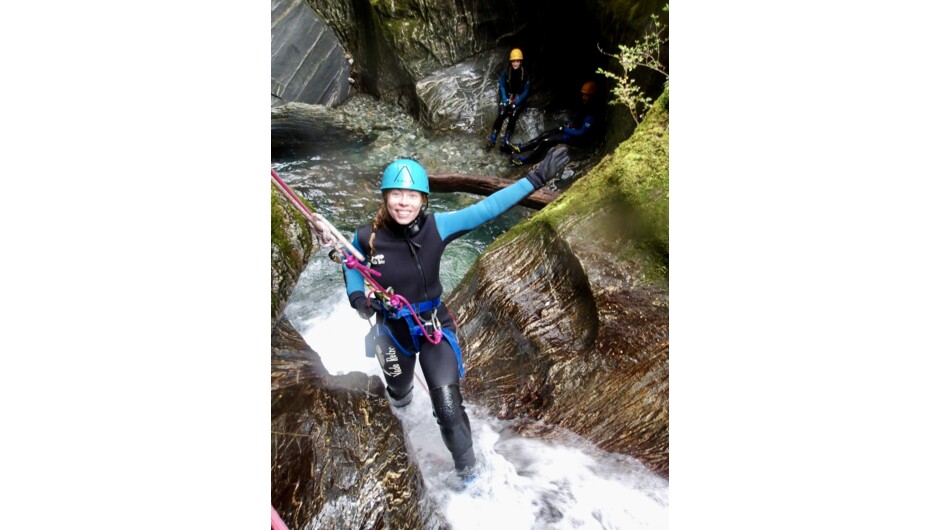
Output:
[{"xmin": 428, "ymin": 173, "xmax": 559, "ymax": 210}]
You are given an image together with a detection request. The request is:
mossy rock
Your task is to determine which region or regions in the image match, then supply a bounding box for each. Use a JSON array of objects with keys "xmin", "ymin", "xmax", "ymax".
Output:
[{"xmin": 271, "ymin": 187, "xmax": 318, "ymax": 327}]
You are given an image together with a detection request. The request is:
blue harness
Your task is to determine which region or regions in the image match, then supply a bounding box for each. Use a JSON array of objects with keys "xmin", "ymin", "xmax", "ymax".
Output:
[{"xmin": 376, "ymin": 297, "xmax": 465, "ymax": 377}]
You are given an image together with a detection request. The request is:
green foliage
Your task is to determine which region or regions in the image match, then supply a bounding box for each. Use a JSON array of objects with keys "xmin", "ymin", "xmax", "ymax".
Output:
[{"xmin": 597, "ymin": 4, "xmax": 669, "ymax": 125}]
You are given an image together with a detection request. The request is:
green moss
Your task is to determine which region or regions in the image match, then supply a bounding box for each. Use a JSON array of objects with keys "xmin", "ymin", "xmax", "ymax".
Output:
[
  {"xmin": 271, "ymin": 186, "xmax": 316, "ymax": 317},
  {"xmin": 271, "ymin": 190, "xmax": 300, "ymax": 259},
  {"xmin": 492, "ymin": 90, "xmax": 669, "ymax": 284},
  {"xmin": 271, "ymin": 186, "xmax": 317, "ymax": 248}
]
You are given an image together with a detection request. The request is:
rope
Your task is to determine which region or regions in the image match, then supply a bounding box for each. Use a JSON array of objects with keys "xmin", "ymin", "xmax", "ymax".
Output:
[
  {"xmin": 270, "ymin": 169, "xmax": 365, "ymax": 262},
  {"xmin": 270, "ymin": 168, "xmax": 441, "ymax": 345},
  {"xmin": 272, "ymin": 505, "xmax": 290, "ymax": 530},
  {"xmin": 342, "ymin": 249, "xmax": 443, "ymax": 345}
]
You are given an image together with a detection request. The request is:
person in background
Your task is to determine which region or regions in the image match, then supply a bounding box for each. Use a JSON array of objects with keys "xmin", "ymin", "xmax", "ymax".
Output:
[
  {"xmin": 487, "ymin": 48, "xmax": 531, "ymax": 152},
  {"xmin": 510, "ymin": 81, "xmax": 602, "ymax": 166},
  {"xmin": 343, "ymin": 146, "xmax": 570, "ymax": 483}
]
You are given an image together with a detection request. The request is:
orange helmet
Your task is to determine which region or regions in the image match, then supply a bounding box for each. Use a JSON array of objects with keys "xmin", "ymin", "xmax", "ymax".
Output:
[
  {"xmin": 581, "ymin": 81, "xmax": 597, "ymax": 95},
  {"xmin": 509, "ymin": 48, "xmax": 524, "ymax": 61}
]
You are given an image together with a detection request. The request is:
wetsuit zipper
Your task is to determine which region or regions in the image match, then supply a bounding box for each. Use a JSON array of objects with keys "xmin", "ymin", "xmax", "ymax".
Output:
[{"xmin": 405, "ymin": 235, "xmax": 431, "ymax": 305}]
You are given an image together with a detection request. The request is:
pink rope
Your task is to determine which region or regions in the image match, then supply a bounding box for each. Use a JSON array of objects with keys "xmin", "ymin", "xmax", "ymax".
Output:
[
  {"xmin": 271, "ymin": 169, "xmax": 441, "ymax": 345},
  {"xmin": 271, "ymin": 169, "xmax": 314, "ymax": 218},
  {"xmin": 271, "ymin": 169, "xmax": 364, "ymax": 262},
  {"xmin": 343, "ymin": 250, "xmax": 442, "ymax": 344},
  {"xmin": 271, "ymin": 505, "xmax": 290, "ymax": 530}
]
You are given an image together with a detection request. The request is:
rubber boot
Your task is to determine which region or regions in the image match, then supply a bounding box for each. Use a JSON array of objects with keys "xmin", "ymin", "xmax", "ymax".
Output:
[
  {"xmin": 430, "ymin": 384, "xmax": 476, "ymax": 475},
  {"xmin": 498, "ymin": 135, "xmax": 513, "ymax": 154},
  {"xmin": 386, "ymin": 384, "xmax": 413, "ymax": 408},
  {"xmin": 504, "ymin": 121, "xmax": 521, "ymax": 153},
  {"xmin": 487, "ymin": 132, "xmax": 497, "ymax": 148}
]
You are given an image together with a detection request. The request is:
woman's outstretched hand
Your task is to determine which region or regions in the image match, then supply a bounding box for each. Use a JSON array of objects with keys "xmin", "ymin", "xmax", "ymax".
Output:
[{"xmin": 525, "ymin": 146, "xmax": 570, "ymax": 189}]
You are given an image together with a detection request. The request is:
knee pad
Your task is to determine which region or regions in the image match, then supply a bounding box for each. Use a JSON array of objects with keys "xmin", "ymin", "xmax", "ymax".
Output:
[
  {"xmin": 430, "ymin": 384, "xmax": 474, "ymax": 461},
  {"xmin": 430, "ymin": 384, "xmax": 465, "ymax": 424}
]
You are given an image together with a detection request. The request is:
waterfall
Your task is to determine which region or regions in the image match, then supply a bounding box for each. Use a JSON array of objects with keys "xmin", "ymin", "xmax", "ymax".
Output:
[{"xmin": 292, "ymin": 287, "xmax": 668, "ymax": 529}]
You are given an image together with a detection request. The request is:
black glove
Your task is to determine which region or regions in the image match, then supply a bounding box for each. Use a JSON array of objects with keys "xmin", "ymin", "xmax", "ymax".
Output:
[
  {"xmin": 351, "ymin": 293, "xmax": 375, "ymax": 320},
  {"xmin": 525, "ymin": 146, "xmax": 570, "ymax": 189}
]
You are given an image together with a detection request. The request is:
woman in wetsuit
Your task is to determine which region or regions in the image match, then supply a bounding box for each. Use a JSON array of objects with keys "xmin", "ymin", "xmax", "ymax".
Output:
[
  {"xmin": 488, "ymin": 48, "xmax": 531, "ymax": 150},
  {"xmin": 343, "ymin": 146, "xmax": 569, "ymax": 481}
]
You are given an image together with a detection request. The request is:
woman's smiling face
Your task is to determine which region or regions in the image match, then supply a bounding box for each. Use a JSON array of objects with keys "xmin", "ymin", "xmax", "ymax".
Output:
[{"xmin": 385, "ymin": 189, "xmax": 423, "ymax": 225}]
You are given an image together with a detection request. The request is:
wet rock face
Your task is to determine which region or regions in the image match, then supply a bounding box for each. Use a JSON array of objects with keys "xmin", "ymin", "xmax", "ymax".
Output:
[
  {"xmin": 271, "ymin": 184, "xmax": 441, "ymax": 527},
  {"xmin": 271, "ymin": 188, "xmax": 316, "ymax": 328},
  {"xmin": 272, "ymin": 319, "xmax": 446, "ymax": 529},
  {"xmin": 271, "ymin": 0, "xmax": 352, "ymax": 108},
  {"xmin": 450, "ymin": 209, "xmax": 669, "ymax": 477},
  {"xmin": 305, "ymin": 0, "xmax": 420, "ymax": 112},
  {"xmin": 271, "ymin": 102, "xmax": 377, "ymax": 158},
  {"xmin": 415, "ymin": 58, "xmax": 492, "ymax": 133},
  {"xmin": 309, "ymin": 0, "xmax": 511, "ymax": 86}
]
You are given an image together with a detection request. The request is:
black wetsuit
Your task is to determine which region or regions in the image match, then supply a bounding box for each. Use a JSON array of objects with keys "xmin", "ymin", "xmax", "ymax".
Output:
[
  {"xmin": 343, "ymin": 178, "xmax": 539, "ymax": 475},
  {"xmin": 516, "ymin": 99, "xmax": 601, "ymax": 164},
  {"xmin": 490, "ymin": 66, "xmax": 531, "ymax": 145}
]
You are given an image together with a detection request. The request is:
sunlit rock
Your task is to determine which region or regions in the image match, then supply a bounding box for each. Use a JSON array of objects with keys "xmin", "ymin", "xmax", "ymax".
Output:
[{"xmin": 272, "ymin": 319, "xmax": 445, "ymax": 528}]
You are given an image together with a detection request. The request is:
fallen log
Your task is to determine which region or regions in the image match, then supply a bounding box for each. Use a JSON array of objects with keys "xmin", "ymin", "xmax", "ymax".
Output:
[{"xmin": 428, "ymin": 173, "xmax": 559, "ymax": 210}]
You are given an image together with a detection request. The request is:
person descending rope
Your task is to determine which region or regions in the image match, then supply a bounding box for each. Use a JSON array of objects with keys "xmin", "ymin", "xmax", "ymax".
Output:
[
  {"xmin": 342, "ymin": 146, "xmax": 570, "ymax": 482},
  {"xmin": 487, "ymin": 48, "xmax": 531, "ymax": 151}
]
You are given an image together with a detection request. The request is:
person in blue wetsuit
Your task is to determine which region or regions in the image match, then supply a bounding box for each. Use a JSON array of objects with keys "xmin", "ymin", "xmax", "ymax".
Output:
[
  {"xmin": 343, "ymin": 146, "xmax": 569, "ymax": 481},
  {"xmin": 487, "ymin": 48, "xmax": 531, "ymax": 151},
  {"xmin": 510, "ymin": 81, "xmax": 602, "ymax": 166}
]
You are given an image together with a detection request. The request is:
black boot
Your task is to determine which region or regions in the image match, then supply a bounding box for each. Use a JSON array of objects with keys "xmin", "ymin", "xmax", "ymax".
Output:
[
  {"xmin": 386, "ymin": 384, "xmax": 413, "ymax": 407},
  {"xmin": 430, "ymin": 384, "xmax": 476, "ymax": 473},
  {"xmin": 487, "ymin": 132, "xmax": 497, "ymax": 148}
]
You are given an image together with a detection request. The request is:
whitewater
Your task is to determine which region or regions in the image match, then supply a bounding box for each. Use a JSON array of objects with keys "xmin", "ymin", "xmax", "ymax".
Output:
[{"xmin": 291, "ymin": 286, "xmax": 669, "ymax": 530}]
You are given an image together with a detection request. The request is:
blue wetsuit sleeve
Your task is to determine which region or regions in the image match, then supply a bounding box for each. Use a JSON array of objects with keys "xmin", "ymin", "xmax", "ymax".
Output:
[
  {"xmin": 343, "ymin": 232, "xmax": 367, "ymax": 298},
  {"xmin": 563, "ymin": 114, "xmax": 596, "ymax": 136},
  {"xmin": 435, "ymin": 178, "xmax": 536, "ymax": 243},
  {"xmin": 498, "ymin": 71, "xmax": 508, "ymax": 102}
]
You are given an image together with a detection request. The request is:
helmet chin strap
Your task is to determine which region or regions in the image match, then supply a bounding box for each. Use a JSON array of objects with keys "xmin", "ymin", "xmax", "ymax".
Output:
[{"xmin": 407, "ymin": 216, "xmax": 422, "ymax": 240}]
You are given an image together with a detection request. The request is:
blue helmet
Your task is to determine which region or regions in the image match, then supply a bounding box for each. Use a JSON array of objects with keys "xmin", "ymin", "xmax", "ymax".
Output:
[{"xmin": 380, "ymin": 159, "xmax": 429, "ymax": 195}]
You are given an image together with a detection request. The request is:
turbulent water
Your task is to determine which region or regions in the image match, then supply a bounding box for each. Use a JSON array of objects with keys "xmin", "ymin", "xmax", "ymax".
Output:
[{"xmin": 276, "ymin": 94, "xmax": 668, "ymax": 529}]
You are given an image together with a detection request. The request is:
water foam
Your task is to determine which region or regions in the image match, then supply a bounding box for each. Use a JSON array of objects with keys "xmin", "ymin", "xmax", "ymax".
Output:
[{"xmin": 296, "ymin": 291, "xmax": 669, "ymax": 529}]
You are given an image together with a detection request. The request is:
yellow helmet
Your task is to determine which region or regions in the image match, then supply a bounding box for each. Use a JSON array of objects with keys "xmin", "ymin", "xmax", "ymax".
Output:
[
  {"xmin": 509, "ymin": 48, "xmax": 524, "ymax": 61},
  {"xmin": 581, "ymin": 81, "xmax": 597, "ymax": 95}
]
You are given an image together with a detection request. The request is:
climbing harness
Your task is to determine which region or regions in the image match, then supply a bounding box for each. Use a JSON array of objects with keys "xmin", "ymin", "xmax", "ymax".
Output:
[
  {"xmin": 343, "ymin": 252, "xmax": 442, "ymax": 343},
  {"xmin": 343, "ymin": 250, "xmax": 465, "ymax": 377}
]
